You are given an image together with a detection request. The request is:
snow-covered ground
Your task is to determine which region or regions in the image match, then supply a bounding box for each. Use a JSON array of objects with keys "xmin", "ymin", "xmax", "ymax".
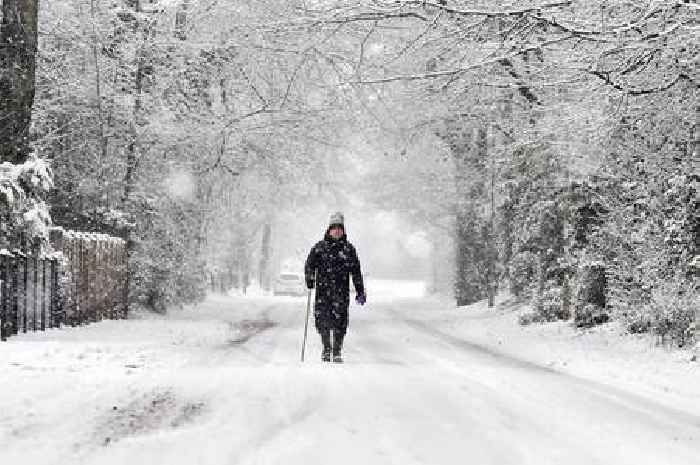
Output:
[
  {"xmin": 1, "ymin": 280, "xmax": 698, "ymax": 465},
  {"xmin": 408, "ymin": 293, "xmax": 700, "ymax": 418}
]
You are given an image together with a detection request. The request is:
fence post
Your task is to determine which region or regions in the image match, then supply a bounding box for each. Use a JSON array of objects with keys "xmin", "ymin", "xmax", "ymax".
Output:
[
  {"xmin": 74, "ymin": 235, "xmax": 80, "ymax": 326},
  {"xmin": 90, "ymin": 235, "xmax": 96, "ymax": 322},
  {"xmin": 96, "ymin": 236, "xmax": 102, "ymax": 321},
  {"xmin": 22, "ymin": 251, "xmax": 28, "ymax": 333},
  {"xmin": 97, "ymin": 238, "xmax": 103, "ymax": 321},
  {"xmin": 69, "ymin": 234, "xmax": 76, "ymax": 326},
  {"xmin": 33, "ymin": 253, "xmax": 38, "ymax": 331},
  {"xmin": 50, "ymin": 257, "xmax": 63, "ymax": 328},
  {"xmin": 12, "ymin": 251, "xmax": 20, "ymax": 334},
  {"xmin": 107, "ymin": 240, "xmax": 113, "ymax": 319},
  {"xmin": 0, "ymin": 250, "xmax": 16, "ymax": 339},
  {"xmin": 109, "ymin": 241, "xmax": 116, "ymax": 319},
  {"xmin": 85, "ymin": 235, "xmax": 92, "ymax": 322},
  {"xmin": 0, "ymin": 251, "xmax": 7, "ymax": 341},
  {"xmin": 41, "ymin": 257, "xmax": 46, "ymax": 331},
  {"xmin": 695, "ymin": 308, "xmax": 699, "ymax": 362},
  {"xmin": 77, "ymin": 235, "xmax": 83, "ymax": 325},
  {"xmin": 11, "ymin": 252, "xmax": 19, "ymax": 336},
  {"xmin": 49, "ymin": 228, "xmax": 63, "ymax": 330},
  {"xmin": 105, "ymin": 241, "xmax": 111, "ymax": 319},
  {"xmin": 121, "ymin": 240, "xmax": 128, "ymax": 319}
]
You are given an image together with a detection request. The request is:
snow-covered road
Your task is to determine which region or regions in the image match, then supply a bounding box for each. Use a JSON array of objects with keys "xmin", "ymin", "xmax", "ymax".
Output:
[{"xmin": 1, "ymin": 290, "xmax": 698, "ymax": 465}]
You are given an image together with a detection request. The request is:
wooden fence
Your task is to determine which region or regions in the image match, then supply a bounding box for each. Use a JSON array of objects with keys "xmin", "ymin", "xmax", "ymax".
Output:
[
  {"xmin": 0, "ymin": 250, "xmax": 61, "ymax": 340},
  {"xmin": 0, "ymin": 228, "xmax": 128, "ymax": 341}
]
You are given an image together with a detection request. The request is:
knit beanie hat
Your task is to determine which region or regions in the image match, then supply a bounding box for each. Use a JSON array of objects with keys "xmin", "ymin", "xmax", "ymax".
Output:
[{"xmin": 328, "ymin": 211, "xmax": 344, "ymax": 228}]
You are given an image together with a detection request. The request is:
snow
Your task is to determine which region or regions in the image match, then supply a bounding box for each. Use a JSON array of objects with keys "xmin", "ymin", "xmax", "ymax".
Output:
[
  {"xmin": 0, "ymin": 280, "xmax": 698, "ymax": 465},
  {"xmin": 165, "ymin": 169, "xmax": 195, "ymax": 201},
  {"xmin": 407, "ymin": 294, "xmax": 700, "ymax": 417}
]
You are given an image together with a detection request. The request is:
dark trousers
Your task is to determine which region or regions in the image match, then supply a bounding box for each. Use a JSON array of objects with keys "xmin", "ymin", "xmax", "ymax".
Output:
[{"xmin": 320, "ymin": 328, "xmax": 345, "ymax": 355}]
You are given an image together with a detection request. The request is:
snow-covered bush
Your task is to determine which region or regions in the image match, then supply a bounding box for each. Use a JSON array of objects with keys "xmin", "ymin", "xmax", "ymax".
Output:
[
  {"xmin": 0, "ymin": 156, "xmax": 54, "ymax": 248},
  {"xmin": 645, "ymin": 279, "xmax": 698, "ymax": 347},
  {"xmin": 506, "ymin": 251, "xmax": 538, "ymax": 298},
  {"xmin": 519, "ymin": 283, "xmax": 571, "ymax": 326},
  {"xmin": 535, "ymin": 285, "xmax": 567, "ymax": 321},
  {"xmin": 518, "ymin": 311, "xmax": 538, "ymax": 326},
  {"xmin": 574, "ymin": 303, "xmax": 610, "ymax": 328},
  {"xmin": 574, "ymin": 262, "xmax": 609, "ymax": 328}
]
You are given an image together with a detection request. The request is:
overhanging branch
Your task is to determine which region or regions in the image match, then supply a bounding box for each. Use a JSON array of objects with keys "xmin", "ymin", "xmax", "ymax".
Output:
[
  {"xmin": 586, "ymin": 70, "xmax": 692, "ymax": 96},
  {"xmin": 393, "ymin": 0, "xmax": 572, "ymax": 17},
  {"xmin": 345, "ymin": 35, "xmax": 573, "ymax": 85}
]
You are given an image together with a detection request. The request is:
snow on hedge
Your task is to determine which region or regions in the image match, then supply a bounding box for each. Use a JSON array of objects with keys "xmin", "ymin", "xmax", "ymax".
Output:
[{"xmin": 0, "ymin": 155, "xmax": 54, "ymax": 244}]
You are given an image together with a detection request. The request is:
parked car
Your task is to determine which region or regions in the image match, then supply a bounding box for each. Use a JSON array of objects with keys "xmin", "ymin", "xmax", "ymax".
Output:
[{"xmin": 273, "ymin": 272, "xmax": 306, "ymax": 296}]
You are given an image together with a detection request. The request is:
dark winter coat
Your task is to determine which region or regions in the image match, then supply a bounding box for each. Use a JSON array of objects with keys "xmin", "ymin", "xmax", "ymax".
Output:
[{"xmin": 304, "ymin": 230, "xmax": 364, "ymax": 334}]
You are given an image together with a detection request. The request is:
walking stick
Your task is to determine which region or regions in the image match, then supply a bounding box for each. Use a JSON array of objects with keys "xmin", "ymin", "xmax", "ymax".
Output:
[{"xmin": 301, "ymin": 270, "xmax": 316, "ymax": 362}]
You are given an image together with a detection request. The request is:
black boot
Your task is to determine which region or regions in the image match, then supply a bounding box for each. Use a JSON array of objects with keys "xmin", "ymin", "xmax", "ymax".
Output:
[
  {"xmin": 332, "ymin": 330, "xmax": 345, "ymax": 363},
  {"xmin": 320, "ymin": 330, "xmax": 331, "ymax": 362}
]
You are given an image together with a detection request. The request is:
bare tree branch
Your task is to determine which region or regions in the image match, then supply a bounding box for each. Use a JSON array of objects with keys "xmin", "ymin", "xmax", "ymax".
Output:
[
  {"xmin": 586, "ymin": 70, "xmax": 693, "ymax": 96},
  {"xmin": 222, "ymin": 106, "xmax": 273, "ymax": 130},
  {"xmin": 498, "ymin": 58, "xmax": 541, "ymax": 105},
  {"xmin": 389, "ymin": 9, "xmax": 443, "ymax": 63},
  {"xmin": 356, "ymin": 21, "xmax": 378, "ymax": 80},
  {"xmin": 346, "ymin": 35, "xmax": 574, "ymax": 84},
  {"xmin": 394, "ymin": 0, "xmax": 573, "ymax": 17}
]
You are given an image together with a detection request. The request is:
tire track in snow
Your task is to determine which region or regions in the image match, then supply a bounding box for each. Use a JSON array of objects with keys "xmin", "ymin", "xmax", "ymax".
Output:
[
  {"xmin": 346, "ymin": 319, "xmax": 407, "ymax": 366},
  {"xmin": 225, "ymin": 319, "xmax": 276, "ymax": 346},
  {"xmin": 228, "ymin": 400, "xmax": 317, "ymax": 465},
  {"xmin": 225, "ymin": 370, "xmax": 328, "ymax": 465}
]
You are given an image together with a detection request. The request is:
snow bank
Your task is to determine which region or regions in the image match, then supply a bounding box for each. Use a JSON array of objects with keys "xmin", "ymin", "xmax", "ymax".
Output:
[{"xmin": 410, "ymin": 294, "xmax": 700, "ymax": 417}]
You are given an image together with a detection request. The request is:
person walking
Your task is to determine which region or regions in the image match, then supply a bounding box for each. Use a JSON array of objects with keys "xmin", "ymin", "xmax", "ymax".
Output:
[{"xmin": 305, "ymin": 212, "xmax": 366, "ymax": 363}]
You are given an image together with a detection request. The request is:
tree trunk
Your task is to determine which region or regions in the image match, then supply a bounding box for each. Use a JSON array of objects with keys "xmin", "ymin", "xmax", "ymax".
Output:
[
  {"xmin": 477, "ymin": 126, "xmax": 497, "ymax": 308},
  {"xmin": 452, "ymin": 126, "xmax": 473, "ymax": 306},
  {"xmin": 455, "ymin": 212, "xmax": 480, "ymax": 306},
  {"xmin": 122, "ymin": 0, "xmax": 147, "ymax": 316},
  {"xmin": 89, "ymin": 0, "xmax": 108, "ymax": 176},
  {"xmin": 0, "ymin": 0, "xmax": 39, "ymax": 164},
  {"xmin": 259, "ymin": 222, "xmax": 272, "ymax": 291}
]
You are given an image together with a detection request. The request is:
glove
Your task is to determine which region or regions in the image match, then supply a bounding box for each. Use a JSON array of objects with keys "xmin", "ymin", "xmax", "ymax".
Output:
[{"xmin": 355, "ymin": 292, "xmax": 366, "ymax": 305}]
